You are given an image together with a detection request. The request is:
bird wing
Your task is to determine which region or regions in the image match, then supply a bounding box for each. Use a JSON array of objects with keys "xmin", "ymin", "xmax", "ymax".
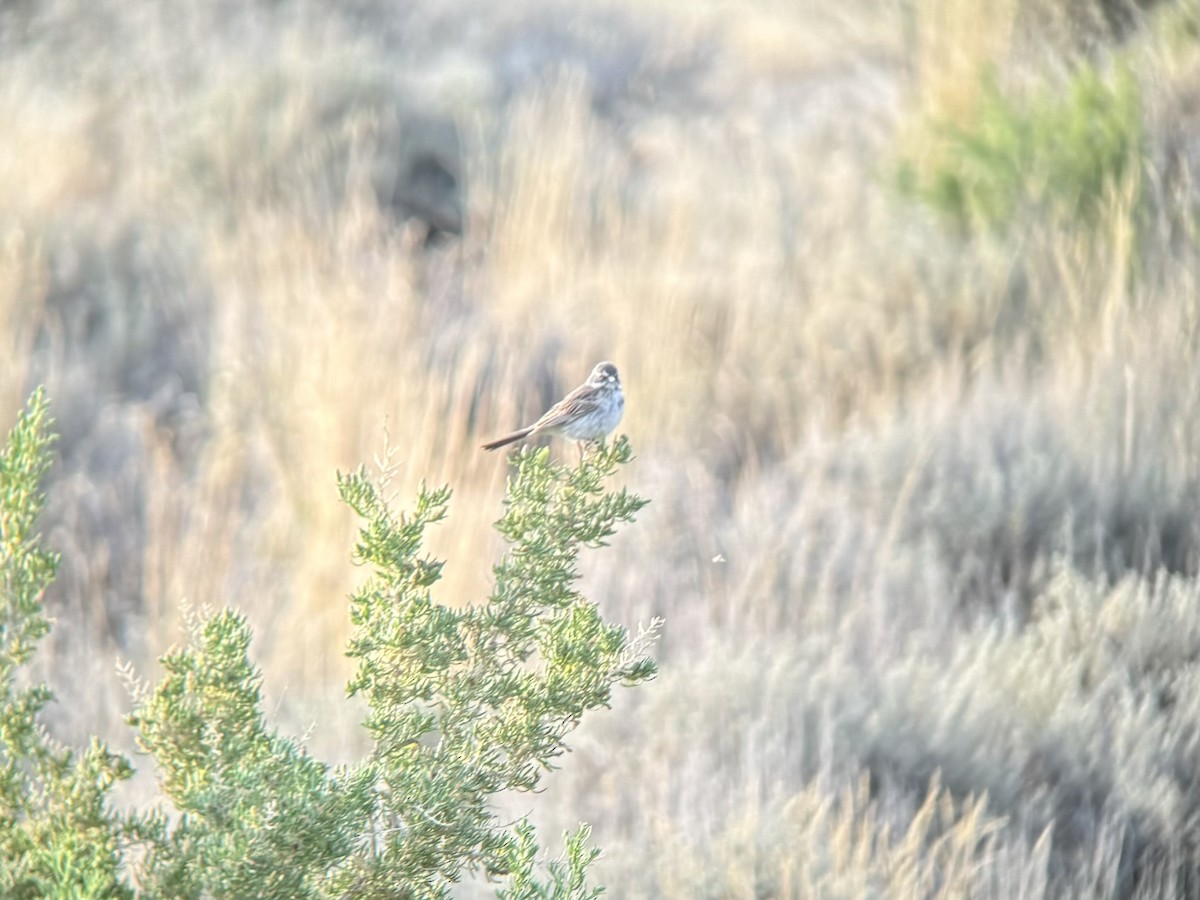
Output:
[{"xmin": 532, "ymin": 382, "xmax": 602, "ymax": 431}]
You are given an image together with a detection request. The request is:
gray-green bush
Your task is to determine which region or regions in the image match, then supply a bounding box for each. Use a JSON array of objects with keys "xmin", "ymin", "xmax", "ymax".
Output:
[{"xmin": 0, "ymin": 389, "xmax": 655, "ymax": 898}]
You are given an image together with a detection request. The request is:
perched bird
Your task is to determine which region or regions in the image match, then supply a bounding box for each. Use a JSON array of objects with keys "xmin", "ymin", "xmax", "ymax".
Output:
[{"xmin": 482, "ymin": 361, "xmax": 624, "ymax": 451}]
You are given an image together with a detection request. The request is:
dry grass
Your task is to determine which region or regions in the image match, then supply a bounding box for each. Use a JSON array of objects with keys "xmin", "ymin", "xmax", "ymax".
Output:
[{"xmin": 3, "ymin": 0, "xmax": 1200, "ymax": 894}]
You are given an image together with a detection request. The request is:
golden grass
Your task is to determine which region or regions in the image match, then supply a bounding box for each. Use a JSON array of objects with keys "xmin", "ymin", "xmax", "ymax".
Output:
[
  {"xmin": 0, "ymin": 234, "xmax": 44, "ymax": 421},
  {"xmin": 911, "ymin": 0, "xmax": 1020, "ymax": 119}
]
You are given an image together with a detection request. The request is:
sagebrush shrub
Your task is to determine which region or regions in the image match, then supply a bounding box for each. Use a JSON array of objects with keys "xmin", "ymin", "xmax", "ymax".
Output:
[{"xmin": 0, "ymin": 388, "xmax": 656, "ymax": 898}]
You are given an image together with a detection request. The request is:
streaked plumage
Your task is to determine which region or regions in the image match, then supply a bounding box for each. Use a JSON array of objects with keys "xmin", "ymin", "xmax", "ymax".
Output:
[{"xmin": 482, "ymin": 361, "xmax": 624, "ymax": 451}]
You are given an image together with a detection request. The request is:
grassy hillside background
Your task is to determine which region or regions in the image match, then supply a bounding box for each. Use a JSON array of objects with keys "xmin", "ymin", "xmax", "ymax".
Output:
[{"xmin": 5, "ymin": 0, "xmax": 1200, "ymax": 894}]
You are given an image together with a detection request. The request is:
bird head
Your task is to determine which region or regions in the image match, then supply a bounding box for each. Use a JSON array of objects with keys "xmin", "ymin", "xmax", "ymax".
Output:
[{"xmin": 589, "ymin": 361, "xmax": 620, "ymax": 386}]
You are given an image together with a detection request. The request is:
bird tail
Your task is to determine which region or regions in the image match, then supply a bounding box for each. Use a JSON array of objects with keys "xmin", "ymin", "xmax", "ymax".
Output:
[{"xmin": 481, "ymin": 426, "xmax": 535, "ymax": 451}]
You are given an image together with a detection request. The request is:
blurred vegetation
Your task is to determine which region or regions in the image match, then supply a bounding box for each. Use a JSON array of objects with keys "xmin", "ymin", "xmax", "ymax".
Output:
[
  {"xmin": 897, "ymin": 63, "xmax": 1144, "ymax": 235},
  {"xmin": 4, "ymin": 0, "xmax": 1200, "ymax": 896}
]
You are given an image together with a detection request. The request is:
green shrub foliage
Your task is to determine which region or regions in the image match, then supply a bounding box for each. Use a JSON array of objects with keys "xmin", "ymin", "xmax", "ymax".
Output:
[
  {"xmin": 898, "ymin": 63, "xmax": 1144, "ymax": 234},
  {"xmin": 0, "ymin": 388, "xmax": 655, "ymax": 898},
  {"xmin": 331, "ymin": 438, "xmax": 654, "ymax": 895},
  {"xmin": 0, "ymin": 388, "xmax": 133, "ymax": 899}
]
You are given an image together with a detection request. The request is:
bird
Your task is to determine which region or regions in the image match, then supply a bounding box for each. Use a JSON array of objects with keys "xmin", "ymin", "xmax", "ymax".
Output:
[{"xmin": 482, "ymin": 361, "xmax": 624, "ymax": 452}]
